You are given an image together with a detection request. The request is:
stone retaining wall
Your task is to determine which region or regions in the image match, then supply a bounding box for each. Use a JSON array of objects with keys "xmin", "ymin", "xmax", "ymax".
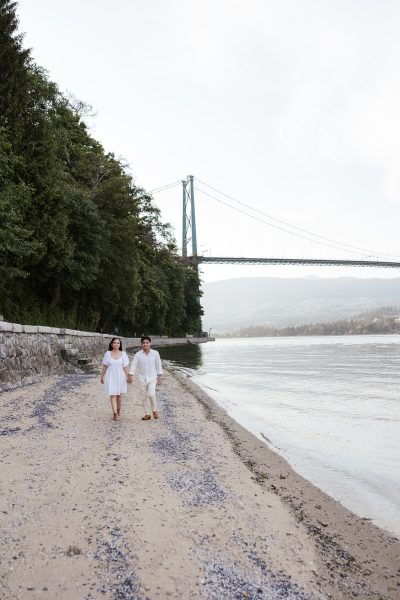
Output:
[{"xmin": 0, "ymin": 321, "xmax": 212, "ymax": 392}]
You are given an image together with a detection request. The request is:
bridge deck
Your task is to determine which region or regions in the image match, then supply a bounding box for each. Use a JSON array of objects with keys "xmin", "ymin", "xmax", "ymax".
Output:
[{"xmin": 195, "ymin": 256, "xmax": 400, "ymax": 268}]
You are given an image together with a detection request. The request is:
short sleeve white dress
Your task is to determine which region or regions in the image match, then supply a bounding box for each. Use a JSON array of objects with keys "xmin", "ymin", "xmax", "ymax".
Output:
[{"xmin": 102, "ymin": 351, "xmax": 129, "ymax": 395}]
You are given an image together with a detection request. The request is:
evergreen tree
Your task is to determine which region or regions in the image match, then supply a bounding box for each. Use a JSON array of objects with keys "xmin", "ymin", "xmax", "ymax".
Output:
[{"xmin": 0, "ymin": 0, "xmax": 203, "ymax": 334}]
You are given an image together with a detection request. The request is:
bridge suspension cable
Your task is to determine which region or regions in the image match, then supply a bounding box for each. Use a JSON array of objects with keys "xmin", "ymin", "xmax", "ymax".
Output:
[
  {"xmin": 193, "ymin": 185, "xmax": 368, "ymax": 258},
  {"xmin": 148, "ymin": 175, "xmax": 400, "ymax": 265},
  {"xmin": 195, "ymin": 178, "xmax": 400, "ymax": 261},
  {"xmin": 149, "ymin": 180, "xmax": 181, "ymax": 194}
]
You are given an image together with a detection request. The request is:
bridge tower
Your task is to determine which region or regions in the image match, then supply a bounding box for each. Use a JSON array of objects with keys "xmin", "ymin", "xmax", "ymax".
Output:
[{"xmin": 181, "ymin": 175, "xmax": 197, "ymax": 258}]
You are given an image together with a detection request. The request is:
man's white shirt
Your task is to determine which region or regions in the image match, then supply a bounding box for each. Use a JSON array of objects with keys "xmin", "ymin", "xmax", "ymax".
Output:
[{"xmin": 129, "ymin": 349, "xmax": 163, "ymax": 383}]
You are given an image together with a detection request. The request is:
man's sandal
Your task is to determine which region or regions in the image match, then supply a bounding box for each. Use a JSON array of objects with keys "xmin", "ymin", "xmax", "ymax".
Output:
[
  {"xmin": 152, "ymin": 411, "xmax": 159, "ymax": 419},
  {"xmin": 141, "ymin": 414, "xmax": 151, "ymax": 420}
]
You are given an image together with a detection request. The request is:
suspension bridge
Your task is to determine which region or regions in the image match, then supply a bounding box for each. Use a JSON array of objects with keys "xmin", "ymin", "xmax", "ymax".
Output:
[{"xmin": 150, "ymin": 176, "xmax": 400, "ymax": 270}]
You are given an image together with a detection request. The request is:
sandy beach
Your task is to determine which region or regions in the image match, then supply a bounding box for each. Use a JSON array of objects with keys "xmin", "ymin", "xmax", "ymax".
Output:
[{"xmin": 0, "ymin": 364, "xmax": 399, "ymax": 599}]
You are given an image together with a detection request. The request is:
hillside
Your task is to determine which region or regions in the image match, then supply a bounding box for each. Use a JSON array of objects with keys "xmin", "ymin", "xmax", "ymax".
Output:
[{"xmin": 201, "ymin": 276, "xmax": 400, "ymax": 332}]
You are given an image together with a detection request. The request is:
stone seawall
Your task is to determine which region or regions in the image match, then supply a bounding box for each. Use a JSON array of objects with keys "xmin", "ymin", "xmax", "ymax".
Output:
[{"xmin": 0, "ymin": 321, "xmax": 213, "ymax": 392}]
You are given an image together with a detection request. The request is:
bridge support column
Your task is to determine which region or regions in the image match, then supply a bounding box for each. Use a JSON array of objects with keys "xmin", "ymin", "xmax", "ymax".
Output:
[{"xmin": 182, "ymin": 175, "xmax": 197, "ymax": 258}]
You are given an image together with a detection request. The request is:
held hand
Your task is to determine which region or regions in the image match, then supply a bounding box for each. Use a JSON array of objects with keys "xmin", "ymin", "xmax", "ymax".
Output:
[
  {"xmin": 127, "ymin": 374, "xmax": 133, "ymax": 384},
  {"xmin": 157, "ymin": 376, "xmax": 162, "ymax": 386}
]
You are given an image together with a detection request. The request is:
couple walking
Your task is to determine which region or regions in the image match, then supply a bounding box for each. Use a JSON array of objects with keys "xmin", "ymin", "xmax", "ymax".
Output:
[{"xmin": 100, "ymin": 336, "xmax": 163, "ymax": 421}]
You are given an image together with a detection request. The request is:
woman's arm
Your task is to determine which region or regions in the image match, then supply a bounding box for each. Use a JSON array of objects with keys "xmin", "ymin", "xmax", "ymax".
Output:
[
  {"xmin": 123, "ymin": 352, "xmax": 129, "ymax": 379},
  {"xmin": 101, "ymin": 365, "xmax": 108, "ymax": 384},
  {"xmin": 101, "ymin": 351, "xmax": 109, "ymax": 384}
]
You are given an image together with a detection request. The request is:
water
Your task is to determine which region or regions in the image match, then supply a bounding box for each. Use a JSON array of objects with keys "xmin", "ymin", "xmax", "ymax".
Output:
[{"xmin": 159, "ymin": 336, "xmax": 400, "ymax": 536}]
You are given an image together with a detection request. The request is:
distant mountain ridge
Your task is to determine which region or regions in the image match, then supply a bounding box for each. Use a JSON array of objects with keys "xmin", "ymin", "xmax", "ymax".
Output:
[{"xmin": 201, "ymin": 276, "xmax": 400, "ymax": 332}]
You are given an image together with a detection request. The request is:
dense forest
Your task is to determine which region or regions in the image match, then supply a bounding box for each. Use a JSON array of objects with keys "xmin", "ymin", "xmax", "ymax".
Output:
[
  {"xmin": 0, "ymin": 0, "xmax": 202, "ymax": 335},
  {"xmin": 221, "ymin": 307, "xmax": 400, "ymax": 337}
]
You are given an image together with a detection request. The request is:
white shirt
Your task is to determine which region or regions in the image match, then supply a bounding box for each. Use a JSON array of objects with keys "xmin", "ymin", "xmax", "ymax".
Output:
[{"xmin": 129, "ymin": 349, "xmax": 163, "ymax": 383}]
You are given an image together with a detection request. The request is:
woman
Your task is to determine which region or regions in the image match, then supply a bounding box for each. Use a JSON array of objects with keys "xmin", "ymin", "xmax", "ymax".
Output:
[{"xmin": 101, "ymin": 337, "xmax": 129, "ymax": 421}]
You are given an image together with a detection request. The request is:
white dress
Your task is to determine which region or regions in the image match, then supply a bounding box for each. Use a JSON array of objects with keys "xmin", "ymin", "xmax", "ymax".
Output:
[{"xmin": 102, "ymin": 351, "xmax": 129, "ymax": 395}]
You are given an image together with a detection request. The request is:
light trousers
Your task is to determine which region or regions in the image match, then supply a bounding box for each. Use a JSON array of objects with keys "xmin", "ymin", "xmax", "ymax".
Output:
[{"xmin": 140, "ymin": 380, "xmax": 158, "ymax": 414}]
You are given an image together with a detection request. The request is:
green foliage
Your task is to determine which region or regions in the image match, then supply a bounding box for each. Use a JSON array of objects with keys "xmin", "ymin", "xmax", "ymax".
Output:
[
  {"xmin": 0, "ymin": 0, "xmax": 202, "ymax": 335},
  {"xmin": 182, "ymin": 264, "xmax": 203, "ymax": 334}
]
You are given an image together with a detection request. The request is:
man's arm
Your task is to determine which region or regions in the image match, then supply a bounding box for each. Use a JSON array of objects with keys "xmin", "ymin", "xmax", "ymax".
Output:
[
  {"xmin": 156, "ymin": 351, "xmax": 163, "ymax": 384},
  {"xmin": 129, "ymin": 353, "xmax": 139, "ymax": 375},
  {"xmin": 155, "ymin": 351, "xmax": 163, "ymax": 375},
  {"xmin": 127, "ymin": 353, "xmax": 139, "ymax": 383}
]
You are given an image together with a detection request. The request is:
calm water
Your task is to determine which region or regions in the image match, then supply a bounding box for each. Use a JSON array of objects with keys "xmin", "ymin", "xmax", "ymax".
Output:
[{"xmin": 159, "ymin": 336, "xmax": 400, "ymax": 536}]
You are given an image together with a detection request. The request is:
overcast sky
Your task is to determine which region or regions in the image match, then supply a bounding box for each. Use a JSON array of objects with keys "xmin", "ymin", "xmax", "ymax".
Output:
[{"xmin": 16, "ymin": 0, "xmax": 400, "ymax": 282}]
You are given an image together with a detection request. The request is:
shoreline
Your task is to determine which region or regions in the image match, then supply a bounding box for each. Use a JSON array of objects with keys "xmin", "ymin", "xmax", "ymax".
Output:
[
  {"xmin": 160, "ymin": 335, "xmax": 400, "ymax": 539},
  {"xmin": 0, "ymin": 365, "xmax": 399, "ymax": 599},
  {"xmin": 168, "ymin": 366, "xmax": 400, "ymax": 599},
  {"xmin": 180, "ymin": 366, "xmax": 399, "ymax": 537}
]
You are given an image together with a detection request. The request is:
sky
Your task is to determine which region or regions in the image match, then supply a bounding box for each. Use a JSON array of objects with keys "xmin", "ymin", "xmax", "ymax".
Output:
[{"xmin": 16, "ymin": 0, "xmax": 400, "ymax": 283}]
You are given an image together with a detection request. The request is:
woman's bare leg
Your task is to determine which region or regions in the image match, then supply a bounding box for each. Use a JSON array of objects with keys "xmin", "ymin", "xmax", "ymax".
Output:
[
  {"xmin": 116, "ymin": 395, "xmax": 122, "ymax": 417},
  {"xmin": 110, "ymin": 396, "xmax": 118, "ymax": 420}
]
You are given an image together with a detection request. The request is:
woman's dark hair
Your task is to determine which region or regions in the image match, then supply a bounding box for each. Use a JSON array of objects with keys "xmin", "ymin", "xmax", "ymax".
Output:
[
  {"xmin": 141, "ymin": 335, "xmax": 151, "ymax": 343},
  {"xmin": 109, "ymin": 337, "xmax": 123, "ymax": 351}
]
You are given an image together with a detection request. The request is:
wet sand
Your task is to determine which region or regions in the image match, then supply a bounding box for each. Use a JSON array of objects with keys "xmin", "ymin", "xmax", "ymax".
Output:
[{"xmin": 0, "ymin": 366, "xmax": 399, "ymax": 599}]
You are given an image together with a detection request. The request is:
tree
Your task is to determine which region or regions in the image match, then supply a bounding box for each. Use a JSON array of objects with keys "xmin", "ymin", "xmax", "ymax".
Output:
[
  {"xmin": 0, "ymin": 0, "xmax": 203, "ymax": 334},
  {"xmin": 182, "ymin": 264, "xmax": 203, "ymax": 334}
]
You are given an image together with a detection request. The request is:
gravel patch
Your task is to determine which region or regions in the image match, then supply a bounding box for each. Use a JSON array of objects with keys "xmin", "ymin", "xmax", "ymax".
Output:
[
  {"xmin": 32, "ymin": 373, "xmax": 95, "ymax": 428},
  {"xmin": 166, "ymin": 469, "xmax": 227, "ymax": 506},
  {"xmin": 0, "ymin": 426, "xmax": 22, "ymax": 436},
  {"xmin": 150, "ymin": 390, "xmax": 202, "ymax": 464},
  {"xmin": 151, "ymin": 430, "xmax": 195, "ymax": 463},
  {"xmin": 200, "ymin": 553, "xmax": 311, "ymax": 600},
  {"xmin": 93, "ymin": 527, "xmax": 142, "ymax": 600},
  {"xmin": 154, "ymin": 390, "xmax": 175, "ymax": 420}
]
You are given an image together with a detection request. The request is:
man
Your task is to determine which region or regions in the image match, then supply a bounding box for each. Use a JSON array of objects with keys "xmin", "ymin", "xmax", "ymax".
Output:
[{"xmin": 128, "ymin": 336, "xmax": 163, "ymax": 420}]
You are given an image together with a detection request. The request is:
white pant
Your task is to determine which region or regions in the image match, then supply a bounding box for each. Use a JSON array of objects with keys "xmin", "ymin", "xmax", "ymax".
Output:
[{"xmin": 140, "ymin": 380, "xmax": 157, "ymax": 414}]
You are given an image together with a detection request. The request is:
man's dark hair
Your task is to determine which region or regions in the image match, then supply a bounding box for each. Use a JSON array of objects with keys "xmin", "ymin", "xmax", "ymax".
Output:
[
  {"xmin": 108, "ymin": 337, "xmax": 123, "ymax": 351},
  {"xmin": 141, "ymin": 336, "xmax": 151, "ymax": 343}
]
